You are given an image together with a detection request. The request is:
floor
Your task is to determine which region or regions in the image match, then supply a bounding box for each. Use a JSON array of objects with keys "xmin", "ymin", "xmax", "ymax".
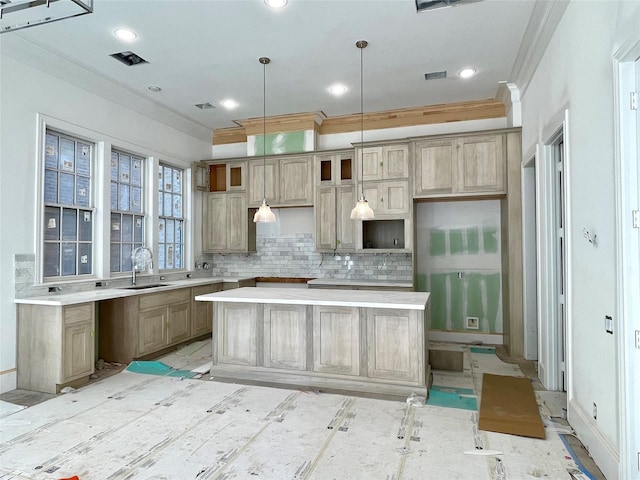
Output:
[{"xmin": 0, "ymin": 341, "xmax": 604, "ymax": 480}]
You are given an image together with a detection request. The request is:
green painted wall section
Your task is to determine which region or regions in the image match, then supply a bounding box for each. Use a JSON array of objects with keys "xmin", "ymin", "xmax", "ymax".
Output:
[
  {"xmin": 252, "ymin": 131, "xmax": 311, "ymax": 155},
  {"xmin": 428, "ymin": 272, "xmax": 501, "ymax": 333},
  {"xmin": 429, "ymin": 226, "xmax": 498, "ymax": 256}
]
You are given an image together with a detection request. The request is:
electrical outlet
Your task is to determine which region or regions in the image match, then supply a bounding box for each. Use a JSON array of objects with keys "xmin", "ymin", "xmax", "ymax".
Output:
[
  {"xmin": 635, "ymin": 330, "xmax": 640, "ymax": 349},
  {"xmin": 605, "ymin": 315, "xmax": 613, "ymax": 334},
  {"xmin": 592, "ymin": 402, "xmax": 597, "ymax": 420}
]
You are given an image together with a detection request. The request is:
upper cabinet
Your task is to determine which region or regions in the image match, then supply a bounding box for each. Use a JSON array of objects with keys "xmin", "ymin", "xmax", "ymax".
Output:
[
  {"xmin": 248, "ymin": 155, "xmax": 313, "ymax": 207},
  {"xmin": 359, "ymin": 144, "xmax": 409, "ymax": 181},
  {"xmin": 315, "ymin": 151, "xmax": 354, "ymax": 187},
  {"xmin": 414, "ymin": 133, "xmax": 505, "ymax": 198},
  {"xmin": 203, "ymin": 192, "xmax": 255, "ymax": 253},
  {"xmin": 194, "ymin": 160, "xmax": 246, "ymax": 192}
]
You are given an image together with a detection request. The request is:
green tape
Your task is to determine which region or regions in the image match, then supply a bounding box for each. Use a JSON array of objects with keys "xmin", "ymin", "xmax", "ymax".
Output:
[
  {"xmin": 429, "ymin": 273, "xmax": 448, "ymax": 330},
  {"xmin": 429, "ymin": 229, "xmax": 446, "ymax": 256},
  {"xmin": 483, "ymin": 226, "xmax": 499, "ymax": 253},
  {"xmin": 470, "ymin": 346, "xmax": 495, "ymax": 354},
  {"xmin": 450, "ymin": 229, "xmax": 464, "ymax": 255},
  {"xmin": 466, "ymin": 227, "xmax": 479, "ymax": 254}
]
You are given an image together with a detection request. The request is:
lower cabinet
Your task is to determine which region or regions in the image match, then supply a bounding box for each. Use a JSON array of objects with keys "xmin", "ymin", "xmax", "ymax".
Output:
[
  {"xmin": 312, "ymin": 306, "xmax": 359, "ymax": 375},
  {"xmin": 18, "ymin": 302, "xmax": 95, "ymax": 394},
  {"xmin": 99, "ymin": 284, "xmax": 219, "ymax": 364},
  {"xmin": 366, "ymin": 308, "xmax": 422, "ymax": 382},
  {"xmin": 211, "ymin": 302, "xmax": 428, "ymax": 395}
]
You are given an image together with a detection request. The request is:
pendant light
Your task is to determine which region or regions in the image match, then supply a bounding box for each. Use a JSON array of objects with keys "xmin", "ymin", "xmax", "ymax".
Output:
[
  {"xmin": 350, "ymin": 40, "xmax": 375, "ymax": 220},
  {"xmin": 253, "ymin": 56, "xmax": 276, "ymax": 223}
]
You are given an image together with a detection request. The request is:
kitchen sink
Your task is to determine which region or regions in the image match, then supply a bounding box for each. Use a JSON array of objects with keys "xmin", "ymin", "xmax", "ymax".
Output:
[{"xmin": 120, "ymin": 283, "xmax": 169, "ymax": 290}]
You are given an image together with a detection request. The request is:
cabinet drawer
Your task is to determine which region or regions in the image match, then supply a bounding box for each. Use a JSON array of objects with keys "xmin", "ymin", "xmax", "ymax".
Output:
[
  {"xmin": 140, "ymin": 288, "xmax": 190, "ymax": 310},
  {"xmin": 64, "ymin": 303, "xmax": 93, "ymax": 325}
]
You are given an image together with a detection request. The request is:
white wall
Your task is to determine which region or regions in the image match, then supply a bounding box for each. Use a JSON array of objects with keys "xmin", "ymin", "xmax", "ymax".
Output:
[
  {"xmin": 520, "ymin": 2, "xmax": 640, "ymax": 478},
  {"xmin": 0, "ymin": 54, "xmax": 213, "ymax": 392}
]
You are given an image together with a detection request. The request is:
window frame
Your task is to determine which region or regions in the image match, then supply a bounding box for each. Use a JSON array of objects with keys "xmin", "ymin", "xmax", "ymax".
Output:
[{"xmin": 157, "ymin": 162, "xmax": 185, "ymax": 271}]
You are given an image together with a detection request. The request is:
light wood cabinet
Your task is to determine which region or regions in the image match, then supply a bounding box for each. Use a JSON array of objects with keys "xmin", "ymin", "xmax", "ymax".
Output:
[
  {"xmin": 361, "ymin": 180, "xmax": 410, "ymax": 215},
  {"xmin": 315, "ymin": 151, "xmax": 354, "ymax": 186},
  {"xmin": 263, "ymin": 304, "xmax": 308, "ymax": 370},
  {"xmin": 192, "ymin": 283, "xmax": 222, "ymax": 336},
  {"xmin": 216, "ymin": 302, "xmax": 258, "ymax": 366},
  {"xmin": 315, "ymin": 185, "xmax": 356, "ymax": 252},
  {"xmin": 312, "ymin": 305, "xmax": 360, "ymax": 375},
  {"xmin": 366, "ymin": 308, "xmax": 423, "ymax": 382},
  {"xmin": 18, "ymin": 302, "xmax": 95, "ymax": 394},
  {"xmin": 203, "ymin": 192, "xmax": 255, "ymax": 253},
  {"xmin": 99, "ymin": 284, "xmax": 219, "ymax": 365},
  {"xmin": 249, "ymin": 155, "xmax": 313, "ymax": 207},
  {"xmin": 197, "ymin": 160, "xmax": 246, "ymax": 192},
  {"xmin": 414, "ymin": 134, "xmax": 505, "ymax": 198},
  {"xmin": 137, "ymin": 288, "xmax": 191, "ymax": 356},
  {"xmin": 359, "ymin": 144, "xmax": 409, "ymax": 181}
]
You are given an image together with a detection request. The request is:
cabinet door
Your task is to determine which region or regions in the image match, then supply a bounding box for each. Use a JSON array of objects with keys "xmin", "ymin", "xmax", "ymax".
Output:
[
  {"xmin": 382, "ymin": 144, "xmax": 409, "ymax": 179},
  {"xmin": 367, "ymin": 309, "xmax": 421, "ymax": 383},
  {"xmin": 139, "ymin": 307, "xmax": 168, "ymax": 355},
  {"xmin": 362, "ymin": 181, "xmax": 409, "ymax": 215},
  {"xmin": 203, "ymin": 193, "xmax": 227, "ymax": 252},
  {"xmin": 63, "ymin": 322, "xmax": 93, "ymax": 381},
  {"xmin": 226, "ymin": 161, "xmax": 246, "ymax": 191},
  {"xmin": 226, "ymin": 193, "xmax": 247, "ymax": 251},
  {"xmin": 336, "ymin": 185, "xmax": 356, "ymax": 251},
  {"xmin": 457, "ymin": 135, "xmax": 504, "ymax": 194},
  {"xmin": 192, "ymin": 284, "xmax": 220, "ymax": 336},
  {"xmin": 248, "ymin": 159, "xmax": 278, "ymax": 206},
  {"xmin": 217, "ymin": 303, "xmax": 258, "ymax": 366},
  {"xmin": 168, "ymin": 302, "xmax": 191, "ymax": 345},
  {"xmin": 312, "ymin": 306, "xmax": 360, "ymax": 375},
  {"xmin": 279, "ymin": 157, "xmax": 313, "ymax": 205},
  {"xmin": 414, "ymin": 139, "xmax": 456, "ymax": 196},
  {"xmin": 359, "ymin": 147, "xmax": 383, "ymax": 181},
  {"xmin": 263, "ymin": 304, "xmax": 307, "ymax": 370},
  {"xmin": 315, "ymin": 186, "xmax": 337, "ymax": 251}
]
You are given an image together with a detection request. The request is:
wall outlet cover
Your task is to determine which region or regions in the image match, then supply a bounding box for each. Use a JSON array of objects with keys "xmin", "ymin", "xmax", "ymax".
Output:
[{"xmin": 466, "ymin": 316, "xmax": 479, "ymax": 329}]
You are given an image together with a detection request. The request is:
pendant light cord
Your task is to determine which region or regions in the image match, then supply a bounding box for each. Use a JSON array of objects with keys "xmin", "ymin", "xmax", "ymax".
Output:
[
  {"xmin": 263, "ymin": 59, "xmax": 266, "ymax": 201},
  {"xmin": 360, "ymin": 43, "xmax": 364, "ymax": 199}
]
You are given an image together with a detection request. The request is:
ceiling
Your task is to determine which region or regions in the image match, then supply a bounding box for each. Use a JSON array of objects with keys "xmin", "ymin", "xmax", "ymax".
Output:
[{"xmin": 1, "ymin": 0, "xmax": 537, "ymax": 137}]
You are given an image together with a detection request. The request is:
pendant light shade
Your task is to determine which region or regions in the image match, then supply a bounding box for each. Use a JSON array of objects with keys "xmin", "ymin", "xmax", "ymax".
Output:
[
  {"xmin": 253, "ymin": 56, "xmax": 276, "ymax": 223},
  {"xmin": 350, "ymin": 40, "xmax": 374, "ymax": 221}
]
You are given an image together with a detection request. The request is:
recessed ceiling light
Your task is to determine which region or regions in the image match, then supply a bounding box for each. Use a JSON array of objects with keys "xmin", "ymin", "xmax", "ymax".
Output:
[
  {"xmin": 265, "ymin": 0, "xmax": 287, "ymax": 8},
  {"xmin": 147, "ymin": 85, "xmax": 162, "ymax": 92},
  {"xmin": 220, "ymin": 99, "xmax": 239, "ymax": 110},
  {"xmin": 114, "ymin": 28, "xmax": 137, "ymax": 41},
  {"xmin": 328, "ymin": 84, "xmax": 348, "ymax": 96},
  {"xmin": 459, "ymin": 68, "xmax": 477, "ymax": 79}
]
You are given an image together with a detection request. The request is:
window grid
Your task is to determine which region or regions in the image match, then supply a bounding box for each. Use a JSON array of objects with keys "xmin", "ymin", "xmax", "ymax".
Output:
[
  {"xmin": 110, "ymin": 150, "xmax": 145, "ymax": 273},
  {"xmin": 43, "ymin": 130, "xmax": 94, "ymax": 279},
  {"xmin": 158, "ymin": 163, "xmax": 184, "ymax": 270}
]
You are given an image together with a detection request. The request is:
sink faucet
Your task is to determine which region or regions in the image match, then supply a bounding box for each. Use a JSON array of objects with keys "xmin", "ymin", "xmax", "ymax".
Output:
[{"xmin": 131, "ymin": 246, "xmax": 153, "ymax": 286}]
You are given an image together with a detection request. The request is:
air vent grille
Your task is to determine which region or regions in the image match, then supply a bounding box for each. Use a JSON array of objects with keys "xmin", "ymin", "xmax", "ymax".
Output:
[
  {"xmin": 110, "ymin": 51, "xmax": 148, "ymax": 66},
  {"xmin": 195, "ymin": 103, "xmax": 215, "ymax": 110},
  {"xmin": 425, "ymin": 71, "xmax": 447, "ymax": 80}
]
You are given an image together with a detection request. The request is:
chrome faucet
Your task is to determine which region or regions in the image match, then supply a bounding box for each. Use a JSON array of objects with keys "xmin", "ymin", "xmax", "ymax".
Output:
[{"xmin": 131, "ymin": 246, "xmax": 153, "ymax": 286}]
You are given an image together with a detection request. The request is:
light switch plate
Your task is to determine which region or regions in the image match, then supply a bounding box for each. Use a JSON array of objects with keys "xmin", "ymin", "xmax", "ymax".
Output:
[{"xmin": 605, "ymin": 315, "xmax": 613, "ymax": 334}]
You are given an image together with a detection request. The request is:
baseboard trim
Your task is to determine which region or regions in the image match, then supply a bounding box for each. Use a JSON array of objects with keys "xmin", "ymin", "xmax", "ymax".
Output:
[
  {"xmin": 0, "ymin": 370, "xmax": 17, "ymax": 394},
  {"xmin": 568, "ymin": 398, "xmax": 619, "ymax": 480}
]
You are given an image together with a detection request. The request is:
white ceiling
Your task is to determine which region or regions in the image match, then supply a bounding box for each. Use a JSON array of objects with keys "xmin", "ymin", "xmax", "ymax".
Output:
[{"xmin": 2, "ymin": 0, "xmax": 537, "ymax": 135}]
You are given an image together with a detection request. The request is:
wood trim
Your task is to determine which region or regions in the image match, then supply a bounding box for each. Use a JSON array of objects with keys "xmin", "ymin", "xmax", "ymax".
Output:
[
  {"xmin": 320, "ymin": 99, "xmax": 506, "ymax": 135},
  {"xmin": 213, "ymin": 99, "xmax": 506, "ymax": 145},
  {"xmin": 213, "ymin": 127, "xmax": 246, "ymax": 145},
  {"xmin": 0, "ymin": 367, "xmax": 17, "ymax": 375}
]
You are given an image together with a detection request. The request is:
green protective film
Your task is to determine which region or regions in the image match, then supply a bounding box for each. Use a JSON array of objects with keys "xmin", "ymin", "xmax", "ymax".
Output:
[
  {"xmin": 466, "ymin": 226, "xmax": 479, "ymax": 254},
  {"xmin": 429, "ymin": 273, "xmax": 448, "ymax": 330},
  {"xmin": 429, "ymin": 229, "xmax": 446, "ymax": 256},
  {"xmin": 483, "ymin": 226, "xmax": 499, "ymax": 253},
  {"xmin": 450, "ymin": 229, "xmax": 464, "ymax": 255},
  {"xmin": 254, "ymin": 131, "xmax": 309, "ymax": 155}
]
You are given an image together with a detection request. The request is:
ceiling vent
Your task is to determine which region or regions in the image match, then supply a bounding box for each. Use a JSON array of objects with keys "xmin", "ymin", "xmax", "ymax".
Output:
[
  {"xmin": 416, "ymin": 0, "xmax": 483, "ymax": 12},
  {"xmin": 425, "ymin": 70, "xmax": 447, "ymax": 81},
  {"xmin": 195, "ymin": 103, "xmax": 215, "ymax": 110},
  {"xmin": 1, "ymin": 0, "xmax": 93, "ymax": 34},
  {"xmin": 110, "ymin": 51, "xmax": 148, "ymax": 66}
]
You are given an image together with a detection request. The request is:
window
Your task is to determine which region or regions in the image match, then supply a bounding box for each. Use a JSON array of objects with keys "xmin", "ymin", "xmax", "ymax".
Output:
[
  {"xmin": 110, "ymin": 149, "xmax": 145, "ymax": 273},
  {"xmin": 157, "ymin": 163, "xmax": 184, "ymax": 270},
  {"xmin": 43, "ymin": 130, "xmax": 94, "ymax": 278}
]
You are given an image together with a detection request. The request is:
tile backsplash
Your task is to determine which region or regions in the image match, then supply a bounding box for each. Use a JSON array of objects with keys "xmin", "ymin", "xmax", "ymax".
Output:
[{"xmin": 204, "ymin": 233, "xmax": 412, "ymax": 281}]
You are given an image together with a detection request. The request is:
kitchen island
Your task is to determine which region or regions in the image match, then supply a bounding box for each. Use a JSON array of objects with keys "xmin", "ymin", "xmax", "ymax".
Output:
[{"xmin": 195, "ymin": 287, "xmax": 431, "ymax": 399}]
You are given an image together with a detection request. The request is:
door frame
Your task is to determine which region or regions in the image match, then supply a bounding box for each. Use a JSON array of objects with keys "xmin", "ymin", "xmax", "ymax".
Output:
[
  {"xmin": 536, "ymin": 110, "xmax": 572, "ymax": 393},
  {"xmin": 613, "ymin": 37, "xmax": 640, "ymax": 480}
]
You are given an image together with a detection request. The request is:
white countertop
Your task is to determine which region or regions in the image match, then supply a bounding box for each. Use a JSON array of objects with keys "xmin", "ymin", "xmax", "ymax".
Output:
[
  {"xmin": 195, "ymin": 287, "xmax": 429, "ymax": 310},
  {"xmin": 14, "ymin": 277, "xmax": 229, "ymax": 306},
  {"xmin": 307, "ymin": 278, "xmax": 413, "ymax": 288}
]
